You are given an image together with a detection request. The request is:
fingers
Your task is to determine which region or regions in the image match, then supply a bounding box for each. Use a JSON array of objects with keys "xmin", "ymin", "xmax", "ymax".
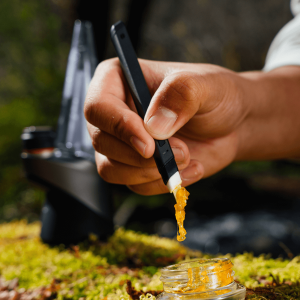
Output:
[
  {"xmin": 95, "ymin": 147, "xmax": 190, "ymax": 186},
  {"xmin": 143, "ymin": 64, "xmax": 242, "ymax": 140},
  {"xmin": 85, "ymin": 57, "xmax": 241, "ymax": 196},
  {"xmin": 84, "ymin": 58, "xmax": 155, "ymax": 158},
  {"xmin": 143, "ymin": 70, "xmax": 208, "ymax": 140},
  {"xmin": 144, "ymin": 72, "xmax": 199, "ymax": 139},
  {"xmin": 84, "ymin": 58, "xmax": 170, "ymax": 159},
  {"xmin": 180, "ymin": 132, "xmax": 238, "ymax": 179},
  {"xmin": 95, "ymin": 152, "xmax": 160, "ymax": 185},
  {"xmin": 88, "ymin": 121, "xmax": 190, "ymax": 168},
  {"xmin": 89, "ymin": 123, "xmax": 155, "ymax": 168},
  {"xmin": 127, "ymin": 160, "xmax": 204, "ymax": 196},
  {"xmin": 126, "ymin": 133, "xmax": 238, "ymax": 196}
]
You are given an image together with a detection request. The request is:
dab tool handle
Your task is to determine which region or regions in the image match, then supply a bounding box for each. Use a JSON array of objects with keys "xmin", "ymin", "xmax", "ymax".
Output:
[{"xmin": 110, "ymin": 21, "xmax": 181, "ymax": 191}]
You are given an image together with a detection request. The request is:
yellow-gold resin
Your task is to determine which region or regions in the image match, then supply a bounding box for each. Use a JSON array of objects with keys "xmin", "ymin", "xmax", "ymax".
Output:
[{"xmin": 173, "ymin": 186, "xmax": 190, "ymax": 242}]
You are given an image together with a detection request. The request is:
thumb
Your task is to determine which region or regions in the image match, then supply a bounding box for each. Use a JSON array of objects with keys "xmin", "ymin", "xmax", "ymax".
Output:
[{"xmin": 144, "ymin": 71, "xmax": 211, "ymax": 139}]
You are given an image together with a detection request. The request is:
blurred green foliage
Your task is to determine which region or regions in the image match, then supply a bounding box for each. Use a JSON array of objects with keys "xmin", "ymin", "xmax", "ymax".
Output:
[{"xmin": 0, "ymin": 0, "xmax": 69, "ymax": 220}]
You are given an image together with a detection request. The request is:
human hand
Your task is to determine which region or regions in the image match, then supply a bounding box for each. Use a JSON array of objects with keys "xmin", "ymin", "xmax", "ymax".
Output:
[{"xmin": 84, "ymin": 59, "xmax": 300, "ymax": 195}]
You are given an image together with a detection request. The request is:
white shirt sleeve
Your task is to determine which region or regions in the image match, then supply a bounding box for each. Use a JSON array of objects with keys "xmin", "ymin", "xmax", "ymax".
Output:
[{"xmin": 264, "ymin": 0, "xmax": 300, "ymax": 71}]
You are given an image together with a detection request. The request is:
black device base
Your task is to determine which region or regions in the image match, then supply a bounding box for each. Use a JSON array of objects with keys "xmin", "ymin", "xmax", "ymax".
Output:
[
  {"xmin": 41, "ymin": 187, "xmax": 113, "ymax": 246},
  {"xmin": 22, "ymin": 153, "xmax": 114, "ymax": 246},
  {"xmin": 21, "ymin": 21, "xmax": 115, "ymax": 246}
]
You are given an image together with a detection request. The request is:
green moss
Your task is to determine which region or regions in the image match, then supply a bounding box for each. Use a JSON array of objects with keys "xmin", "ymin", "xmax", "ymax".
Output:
[
  {"xmin": 232, "ymin": 253, "xmax": 300, "ymax": 288},
  {"xmin": 1, "ymin": 221, "xmax": 300, "ymax": 300}
]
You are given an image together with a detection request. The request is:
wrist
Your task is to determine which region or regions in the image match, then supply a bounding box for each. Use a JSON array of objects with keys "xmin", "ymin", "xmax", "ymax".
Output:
[{"xmin": 235, "ymin": 66, "xmax": 300, "ymax": 161}]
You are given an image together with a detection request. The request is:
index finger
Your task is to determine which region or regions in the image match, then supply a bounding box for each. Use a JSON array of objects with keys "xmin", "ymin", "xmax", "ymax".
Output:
[{"xmin": 84, "ymin": 58, "xmax": 156, "ymax": 158}]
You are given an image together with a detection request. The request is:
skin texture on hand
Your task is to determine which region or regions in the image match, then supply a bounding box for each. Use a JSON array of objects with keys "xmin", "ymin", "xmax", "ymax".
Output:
[{"xmin": 84, "ymin": 58, "xmax": 300, "ymax": 195}]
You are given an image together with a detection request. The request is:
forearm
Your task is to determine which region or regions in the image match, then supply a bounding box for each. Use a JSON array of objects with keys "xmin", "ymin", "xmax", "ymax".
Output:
[{"xmin": 236, "ymin": 66, "xmax": 300, "ymax": 160}]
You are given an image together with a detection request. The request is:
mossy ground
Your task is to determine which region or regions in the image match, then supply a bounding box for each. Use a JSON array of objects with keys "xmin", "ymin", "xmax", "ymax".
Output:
[{"xmin": 1, "ymin": 221, "xmax": 300, "ymax": 300}]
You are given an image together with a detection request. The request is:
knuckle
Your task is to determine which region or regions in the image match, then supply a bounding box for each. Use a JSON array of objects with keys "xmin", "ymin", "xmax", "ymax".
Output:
[
  {"xmin": 137, "ymin": 153, "xmax": 146, "ymax": 168},
  {"xmin": 139, "ymin": 166, "xmax": 154, "ymax": 181},
  {"xmin": 97, "ymin": 159, "xmax": 112, "ymax": 183},
  {"xmin": 112, "ymin": 115, "xmax": 128, "ymax": 141},
  {"xmin": 91, "ymin": 129, "xmax": 103, "ymax": 153},
  {"xmin": 84, "ymin": 101, "xmax": 91, "ymax": 122},
  {"xmin": 84, "ymin": 98, "xmax": 96, "ymax": 123},
  {"xmin": 166, "ymin": 72, "xmax": 199, "ymax": 103},
  {"xmin": 96, "ymin": 60, "xmax": 110, "ymax": 71},
  {"xmin": 85, "ymin": 58, "xmax": 120, "ymax": 123},
  {"xmin": 127, "ymin": 184, "xmax": 138, "ymax": 193},
  {"xmin": 95, "ymin": 58, "xmax": 119, "ymax": 75}
]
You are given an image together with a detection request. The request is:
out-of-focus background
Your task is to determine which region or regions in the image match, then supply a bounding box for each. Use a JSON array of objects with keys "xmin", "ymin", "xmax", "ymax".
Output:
[{"xmin": 1, "ymin": 0, "xmax": 300, "ymax": 256}]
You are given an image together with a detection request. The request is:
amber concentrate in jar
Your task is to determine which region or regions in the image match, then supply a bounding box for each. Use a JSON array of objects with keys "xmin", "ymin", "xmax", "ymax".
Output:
[
  {"xmin": 182, "ymin": 259, "xmax": 234, "ymax": 293},
  {"xmin": 158, "ymin": 258, "xmax": 246, "ymax": 300}
]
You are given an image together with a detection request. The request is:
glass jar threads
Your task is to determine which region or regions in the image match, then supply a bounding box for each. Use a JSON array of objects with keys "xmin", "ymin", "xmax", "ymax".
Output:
[{"xmin": 157, "ymin": 258, "xmax": 246, "ymax": 300}]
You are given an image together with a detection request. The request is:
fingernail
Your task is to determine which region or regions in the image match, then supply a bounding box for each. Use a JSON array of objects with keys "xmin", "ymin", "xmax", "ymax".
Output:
[
  {"xmin": 172, "ymin": 147, "xmax": 185, "ymax": 162},
  {"xmin": 130, "ymin": 136, "xmax": 146, "ymax": 156},
  {"xmin": 146, "ymin": 107, "xmax": 177, "ymax": 136},
  {"xmin": 180, "ymin": 162, "xmax": 202, "ymax": 180}
]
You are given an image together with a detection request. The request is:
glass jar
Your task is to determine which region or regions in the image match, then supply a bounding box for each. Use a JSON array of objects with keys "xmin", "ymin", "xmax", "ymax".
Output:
[{"xmin": 157, "ymin": 258, "xmax": 246, "ymax": 300}]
